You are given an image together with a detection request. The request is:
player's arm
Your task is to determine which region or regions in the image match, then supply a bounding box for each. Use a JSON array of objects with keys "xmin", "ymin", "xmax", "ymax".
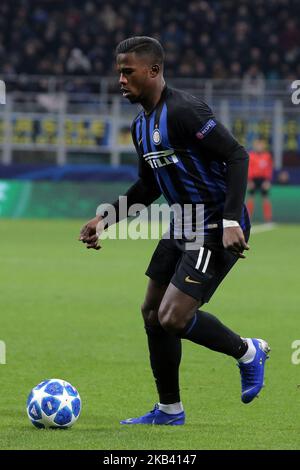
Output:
[
  {"xmin": 101, "ymin": 160, "xmax": 162, "ymax": 227},
  {"xmin": 177, "ymin": 99, "xmax": 249, "ymax": 257},
  {"xmin": 79, "ymin": 157, "xmax": 161, "ymax": 250},
  {"xmin": 217, "ymin": 132, "xmax": 250, "ymax": 258}
]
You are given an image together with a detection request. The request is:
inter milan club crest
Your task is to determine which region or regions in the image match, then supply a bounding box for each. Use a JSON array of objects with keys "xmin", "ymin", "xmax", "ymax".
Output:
[{"xmin": 152, "ymin": 128, "xmax": 161, "ymax": 145}]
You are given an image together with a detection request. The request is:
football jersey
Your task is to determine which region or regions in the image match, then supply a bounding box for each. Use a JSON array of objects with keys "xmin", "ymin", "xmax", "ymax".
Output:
[{"xmin": 131, "ymin": 86, "xmax": 250, "ymax": 240}]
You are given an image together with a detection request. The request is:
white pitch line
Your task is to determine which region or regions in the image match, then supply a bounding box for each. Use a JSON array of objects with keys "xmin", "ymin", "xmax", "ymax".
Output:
[{"xmin": 251, "ymin": 222, "xmax": 277, "ymax": 234}]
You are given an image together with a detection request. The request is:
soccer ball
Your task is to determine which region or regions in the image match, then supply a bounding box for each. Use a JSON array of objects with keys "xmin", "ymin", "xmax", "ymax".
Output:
[{"xmin": 26, "ymin": 378, "xmax": 81, "ymax": 429}]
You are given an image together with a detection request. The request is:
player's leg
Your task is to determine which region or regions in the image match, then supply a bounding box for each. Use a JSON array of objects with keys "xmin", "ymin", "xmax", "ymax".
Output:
[
  {"xmin": 158, "ymin": 283, "xmax": 248, "ymax": 359},
  {"xmin": 158, "ymin": 242, "xmax": 270, "ymax": 404},
  {"xmin": 261, "ymin": 180, "xmax": 272, "ymax": 222},
  {"xmin": 142, "ymin": 278, "xmax": 182, "ymax": 407},
  {"xmin": 120, "ymin": 239, "xmax": 185, "ymax": 425}
]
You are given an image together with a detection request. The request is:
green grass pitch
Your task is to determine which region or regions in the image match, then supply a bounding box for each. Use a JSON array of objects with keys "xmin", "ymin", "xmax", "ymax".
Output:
[{"xmin": 0, "ymin": 220, "xmax": 299, "ymax": 450}]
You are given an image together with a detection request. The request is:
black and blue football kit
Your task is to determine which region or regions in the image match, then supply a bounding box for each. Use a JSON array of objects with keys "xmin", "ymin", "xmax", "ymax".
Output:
[
  {"xmin": 110, "ymin": 86, "xmax": 250, "ymax": 301},
  {"xmin": 101, "ymin": 82, "xmax": 269, "ymax": 416}
]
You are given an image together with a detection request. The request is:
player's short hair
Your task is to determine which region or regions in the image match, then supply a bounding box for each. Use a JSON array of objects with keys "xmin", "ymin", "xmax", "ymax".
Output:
[{"xmin": 116, "ymin": 36, "xmax": 164, "ymax": 65}]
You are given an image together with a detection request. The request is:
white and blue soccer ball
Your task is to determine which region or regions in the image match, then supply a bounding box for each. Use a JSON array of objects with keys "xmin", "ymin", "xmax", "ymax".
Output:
[{"xmin": 26, "ymin": 379, "xmax": 81, "ymax": 429}]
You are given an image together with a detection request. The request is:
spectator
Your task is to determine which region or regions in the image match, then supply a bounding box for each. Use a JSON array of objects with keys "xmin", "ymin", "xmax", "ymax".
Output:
[
  {"xmin": 0, "ymin": 0, "xmax": 298, "ymax": 84},
  {"xmin": 66, "ymin": 48, "xmax": 91, "ymax": 74},
  {"xmin": 277, "ymin": 170, "xmax": 290, "ymax": 185},
  {"xmin": 242, "ymin": 64, "xmax": 265, "ymax": 98}
]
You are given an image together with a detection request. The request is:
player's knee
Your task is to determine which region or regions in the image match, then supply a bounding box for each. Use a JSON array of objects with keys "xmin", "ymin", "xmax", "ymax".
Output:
[
  {"xmin": 141, "ymin": 303, "xmax": 159, "ymax": 326},
  {"xmin": 158, "ymin": 304, "xmax": 186, "ymax": 333}
]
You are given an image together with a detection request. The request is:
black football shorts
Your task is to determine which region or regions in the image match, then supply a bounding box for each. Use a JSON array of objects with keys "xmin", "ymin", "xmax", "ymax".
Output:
[{"xmin": 145, "ymin": 234, "xmax": 249, "ymax": 303}]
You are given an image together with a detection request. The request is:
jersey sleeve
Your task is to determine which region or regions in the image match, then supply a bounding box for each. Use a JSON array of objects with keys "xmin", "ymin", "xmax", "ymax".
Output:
[
  {"xmin": 173, "ymin": 96, "xmax": 249, "ymax": 222},
  {"xmin": 173, "ymin": 96, "xmax": 242, "ymax": 160}
]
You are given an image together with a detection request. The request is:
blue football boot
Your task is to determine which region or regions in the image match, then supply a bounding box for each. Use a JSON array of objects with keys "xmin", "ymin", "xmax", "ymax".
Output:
[
  {"xmin": 238, "ymin": 338, "xmax": 270, "ymax": 404},
  {"xmin": 120, "ymin": 404, "xmax": 185, "ymax": 425}
]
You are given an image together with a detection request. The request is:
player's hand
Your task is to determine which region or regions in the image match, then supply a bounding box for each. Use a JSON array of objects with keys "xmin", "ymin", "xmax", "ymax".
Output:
[
  {"xmin": 248, "ymin": 180, "xmax": 254, "ymax": 191},
  {"xmin": 78, "ymin": 215, "xmax": 104, "ymax": 250},
  {"xmin": 222, "ymin": 226, "xmax": 249, "ymax": 258},
  {"xmin": 262, "ymin": 180, "xmax": 271, "ymax": 191}
]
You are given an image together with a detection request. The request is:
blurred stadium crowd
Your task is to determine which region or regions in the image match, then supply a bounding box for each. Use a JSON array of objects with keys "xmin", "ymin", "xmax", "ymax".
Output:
[{"xmin": 0, "ymin": 0, "xmax": 299, "ymax": 87}]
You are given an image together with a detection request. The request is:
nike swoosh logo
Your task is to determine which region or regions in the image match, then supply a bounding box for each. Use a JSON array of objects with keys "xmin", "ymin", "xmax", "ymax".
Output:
[
  {"xmin": 138, "ymin": 138, "xmax": 143, "ymax": 146},
  {"xmin": 165, "ymin": 417, "xmax": 182, "ymax": 425},
  {"xmin": 123, "ymin": 418, "xmax": 134, "ymax": 423},
  {"xmin": 153, "ymin": 417, "xmax": 181, "ymax": 425},
  {"xmin": 242, "ymin": 386, "xmax": 257, "ymax": 395},
  {"xmin": 185, "ymin": 276, "xmax": 202, "ymax": 284}
]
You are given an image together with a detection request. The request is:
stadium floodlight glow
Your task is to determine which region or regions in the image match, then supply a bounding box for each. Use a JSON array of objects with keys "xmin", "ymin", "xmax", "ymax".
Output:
[{"xmin": 0, "ymin": 80, "xmax": 5, "ymax": 105}]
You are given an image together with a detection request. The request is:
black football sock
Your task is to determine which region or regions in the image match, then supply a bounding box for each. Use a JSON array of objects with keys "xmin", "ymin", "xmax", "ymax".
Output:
[
  {"xmin": 145, "ymin": 324, "xmax": 182, "ymax": 404},
  {"xmin": 179, "ymin": 310, "xmax": 248, "ymax": 359}
]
